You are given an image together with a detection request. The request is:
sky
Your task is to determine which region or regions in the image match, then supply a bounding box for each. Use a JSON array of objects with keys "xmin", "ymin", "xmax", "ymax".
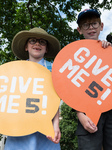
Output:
[{"xmin": 68, "ymin": 4, "xmax": 112, "ymax": 41}]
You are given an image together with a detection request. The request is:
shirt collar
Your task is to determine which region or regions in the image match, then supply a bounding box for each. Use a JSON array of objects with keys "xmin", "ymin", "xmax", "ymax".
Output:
[{"xmin": 37, "ymin": 58, "xmax": 45, "ymax": 66}]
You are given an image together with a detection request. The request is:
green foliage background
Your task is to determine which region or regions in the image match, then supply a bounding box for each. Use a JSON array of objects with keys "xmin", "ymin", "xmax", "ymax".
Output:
[
  {"xmin": 0, "ymin": 0, "xmax": 112, "ymax": 149},
  {"xmin": 59, "ymin": 102, "xmax": 78, "ymax": 150},
  {"xmin": 0, "ymin": 0, "xmax": 111, "ymax": 64}
]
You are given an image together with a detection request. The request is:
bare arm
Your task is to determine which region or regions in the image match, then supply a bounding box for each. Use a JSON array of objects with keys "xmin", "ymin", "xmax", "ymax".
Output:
[
  {"xmin": 76, "ymin": 111, "xmax": 98, "ymax": 133},
  {"xmin": 47, "ymin": 109, "xmax": 61, "ymax": 143}
]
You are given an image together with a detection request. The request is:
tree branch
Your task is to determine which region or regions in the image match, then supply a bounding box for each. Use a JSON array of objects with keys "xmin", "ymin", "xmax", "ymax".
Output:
[
  {"xmin": 48, "ymin": 2, "xmax": 62, "ymax": 20},
  {"xmin": 27, "ymin": 0, "xmax": 33, "ymax": 28}
]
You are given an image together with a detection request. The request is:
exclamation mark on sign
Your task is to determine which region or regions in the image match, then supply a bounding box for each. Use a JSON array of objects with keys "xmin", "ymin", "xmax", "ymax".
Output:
[
  {"xmin": 97, "ymin": 88, "xmax": 111, "ymax": 105},
  {"xmin": 42, "ymin": 95, "xmax": 47, "ymax": 115}
]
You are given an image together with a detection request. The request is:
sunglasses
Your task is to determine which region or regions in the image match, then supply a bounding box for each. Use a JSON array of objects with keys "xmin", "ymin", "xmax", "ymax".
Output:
[{"xmin": 28, "ymin": 38, "xmax": 47, "ymax": 46}]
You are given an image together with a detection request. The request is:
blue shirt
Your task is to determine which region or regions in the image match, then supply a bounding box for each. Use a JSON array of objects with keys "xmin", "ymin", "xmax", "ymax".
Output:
[{"xmin": 4, "ymin": 59, "xmax": 61, "ymax": 150}]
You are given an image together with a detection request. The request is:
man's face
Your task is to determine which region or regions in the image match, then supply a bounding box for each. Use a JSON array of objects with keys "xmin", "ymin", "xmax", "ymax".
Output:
[{"xmin": 77, "ymin": 18, "xmax": 104, "ymax": 40}]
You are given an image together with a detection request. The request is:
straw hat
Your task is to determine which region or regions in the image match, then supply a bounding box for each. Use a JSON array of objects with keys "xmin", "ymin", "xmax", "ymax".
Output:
[{"xmin": 12, "ymin": 27, "xmax": 61, "ymax": 59}]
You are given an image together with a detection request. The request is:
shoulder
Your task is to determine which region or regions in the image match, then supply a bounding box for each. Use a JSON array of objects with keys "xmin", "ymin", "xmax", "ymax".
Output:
[{"xmin": 44, "ymin": 59, "xmax": 53, "ymax": 72}]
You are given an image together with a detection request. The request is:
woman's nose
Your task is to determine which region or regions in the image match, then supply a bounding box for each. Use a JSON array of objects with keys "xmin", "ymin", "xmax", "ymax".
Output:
[{"xmin": 35, "ymin": 41, "xmax": 40, "ymax": 45}]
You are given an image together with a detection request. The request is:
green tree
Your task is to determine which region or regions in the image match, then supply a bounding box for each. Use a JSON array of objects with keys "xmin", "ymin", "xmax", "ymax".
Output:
[
  {"xmin": 59, "ymin": 102, "xmax": 78, "ymax": 150},
  {"xmin": 0, "ymin": 0, "xmax": 112, "ymax": 64},
  {"xmin": 106, "ymin": 33, "xmax": 112, "ymax": 43},
  {"xmin": 0, "ymin": 0, "xmax": 112, "ymax": 149}
]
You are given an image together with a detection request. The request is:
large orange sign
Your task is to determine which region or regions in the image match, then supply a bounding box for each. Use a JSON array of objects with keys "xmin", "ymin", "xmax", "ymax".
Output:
[
  {"xmin": 0, "ymin": 60, "xmax": 60, "ymax": 137},
  {"xmin": 52, "ymin": 39, "xmax": 112, "ymax": 125}
]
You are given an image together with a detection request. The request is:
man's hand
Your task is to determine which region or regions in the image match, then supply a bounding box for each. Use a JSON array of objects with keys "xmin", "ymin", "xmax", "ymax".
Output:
[{"xmin": 77, "ymin": 111, "xmax": 98, "ymax": 133}]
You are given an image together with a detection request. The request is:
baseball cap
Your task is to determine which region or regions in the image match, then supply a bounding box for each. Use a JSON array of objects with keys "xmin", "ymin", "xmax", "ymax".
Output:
[{"xmin": 77, "ymin": 9, "xmax": 100, "ymax": 24}]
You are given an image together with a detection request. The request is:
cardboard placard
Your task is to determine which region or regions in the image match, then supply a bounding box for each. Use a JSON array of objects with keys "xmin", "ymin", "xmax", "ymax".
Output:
[
  {"xmin": 52, "ymin": 39, "xmax": 112, "ymax": 125},
  {"xmin": 0, "ymin": 60, "xmax": 60, "ymax": 137}
]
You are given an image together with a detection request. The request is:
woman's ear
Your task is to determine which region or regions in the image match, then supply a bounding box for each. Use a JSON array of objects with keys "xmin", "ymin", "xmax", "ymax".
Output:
[
  {"xmin": 25, "ymin": 45, "xmax": 28, "ymax": 51},
  {"xmin": 77, "ymin": 27, "xmax": 82, "ymax": 35},
  {"xmin": 45, "ymin": 47, "xmax": 48, "ymax": 53}
]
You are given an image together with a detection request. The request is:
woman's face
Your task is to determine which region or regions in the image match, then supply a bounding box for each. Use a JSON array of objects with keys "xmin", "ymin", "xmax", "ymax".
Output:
[{"xmin": 25, "ymin": 38, "xmax": 48, "ymax": 62}]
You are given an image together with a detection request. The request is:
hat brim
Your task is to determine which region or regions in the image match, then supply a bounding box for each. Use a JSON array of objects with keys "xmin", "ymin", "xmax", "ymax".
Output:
[{"xmin": 12, "ymin": 30, "xmax": 61, "ymax": 60}]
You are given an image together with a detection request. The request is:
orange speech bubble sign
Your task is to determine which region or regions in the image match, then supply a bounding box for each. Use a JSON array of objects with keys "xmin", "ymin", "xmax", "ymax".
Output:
[
  {"xmin": 0, "ymin": 60, "xmax": 60, "ymax": 138},
  {"xmin": 52, "ymin": 39, "xmax": 112, "ymax": 125}
]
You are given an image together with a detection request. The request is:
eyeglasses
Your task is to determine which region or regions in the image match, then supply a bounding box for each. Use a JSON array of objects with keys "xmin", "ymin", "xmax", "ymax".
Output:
[
  {"xmin": 81, "ymin": 22, "xmax": 100, "ymax": 30},
  {"xmin": 28, "ymin": 38, "xmax": 47, "ymax": 46}
]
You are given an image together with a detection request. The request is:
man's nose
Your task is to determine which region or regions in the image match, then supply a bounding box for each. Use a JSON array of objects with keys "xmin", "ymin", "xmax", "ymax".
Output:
[{"xmin": 89, "ymin": 24, "xmax": 93, "ymax": 29}]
